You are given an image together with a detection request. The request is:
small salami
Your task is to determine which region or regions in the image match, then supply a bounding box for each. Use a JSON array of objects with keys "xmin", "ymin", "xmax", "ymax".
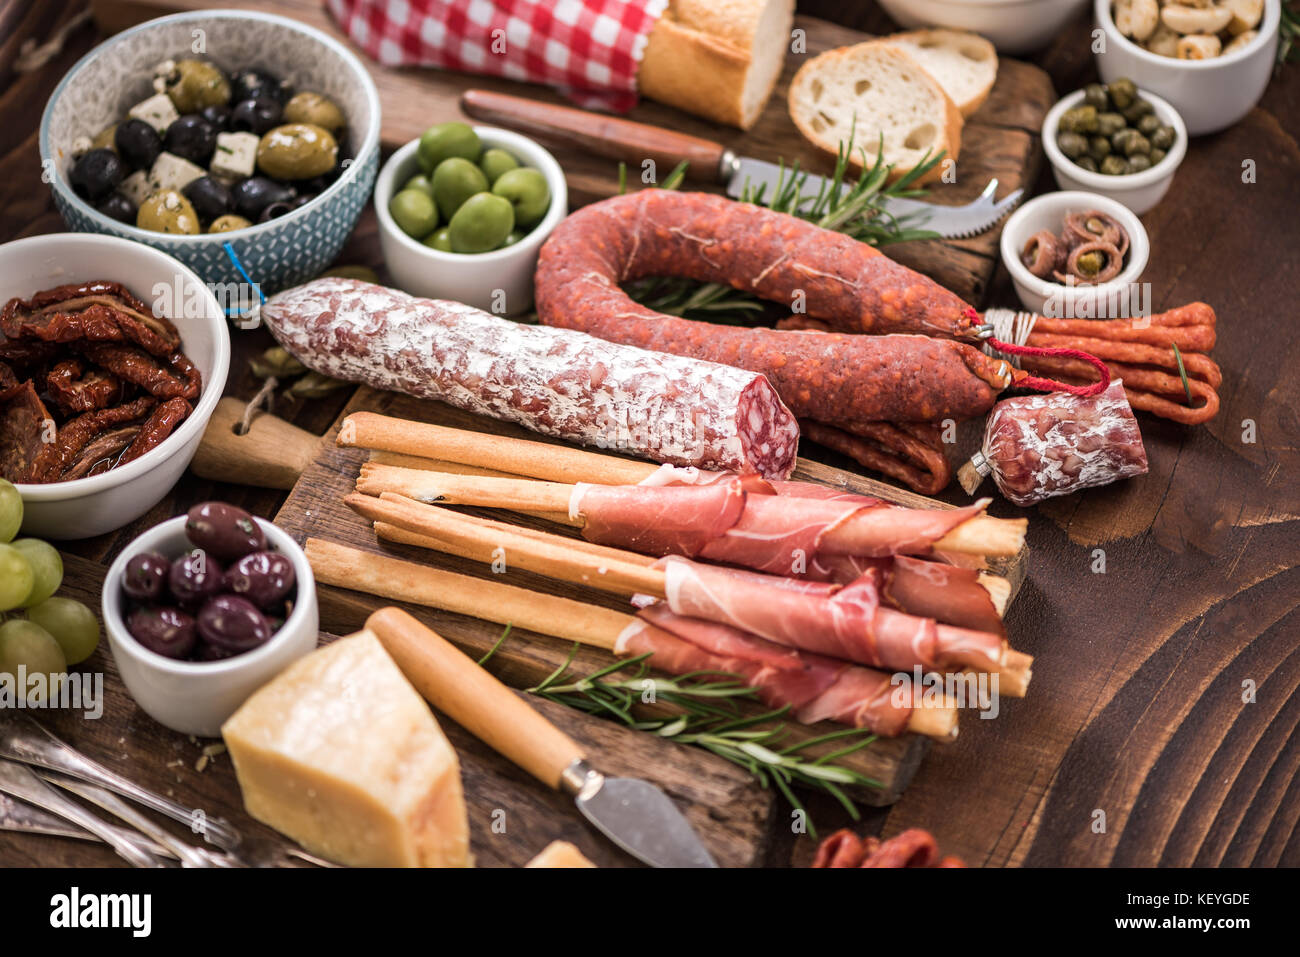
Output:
[
  {"xmin": 261, "ymin": 278, "xmax": 800, "ymax": 478},
  {"xmin": 958, "ymin": 379, "xmax": 1149, "ymax": 506}
]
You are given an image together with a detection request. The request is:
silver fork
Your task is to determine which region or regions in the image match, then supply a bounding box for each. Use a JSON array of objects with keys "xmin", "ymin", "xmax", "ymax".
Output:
[
  {"xmin": 877, "ymin": 178, "xmax": 1024, "ymax": 240},
  {"xmin": 0, "ymin": 714, "xmax": 241, "ymax": 850},
  {"xmin": 0, "ymin": 759, "xmax": 165, "ymax": 867}
]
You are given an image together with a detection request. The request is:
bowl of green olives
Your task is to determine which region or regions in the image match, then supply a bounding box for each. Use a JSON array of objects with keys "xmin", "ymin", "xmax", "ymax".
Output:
[
  {"xmin": 374, "ymin": 124, "xmax": 567, "ymax": 315},
  {"xmin": 39, "ymin": 10, "xmax": 380, "ymax": 298},
  {"xmin": 1042, "ymin": 80, "xmax": 1186, "ymax": 214}
]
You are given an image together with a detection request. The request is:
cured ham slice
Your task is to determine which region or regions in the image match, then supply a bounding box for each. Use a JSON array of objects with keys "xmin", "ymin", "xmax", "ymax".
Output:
[
  {"xmin": 657, "ymin": 556, "xmax": 1007, "ymax": 675},
  {"xmin": 617, "ymin": 604, "xmax": 913, "ymax": 737},
  {"xmin": 811, "ymin": 828, "xmax": 965, "ymax": 868}
]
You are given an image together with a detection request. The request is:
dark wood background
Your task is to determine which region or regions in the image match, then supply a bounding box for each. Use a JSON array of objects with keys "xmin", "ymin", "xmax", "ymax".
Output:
[{"xmin": 1, "ymin": 0, "xmax": 1296, "ymax": 868}]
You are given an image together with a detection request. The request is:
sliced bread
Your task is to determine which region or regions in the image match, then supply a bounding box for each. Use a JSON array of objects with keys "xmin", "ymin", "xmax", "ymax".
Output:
[
  {"xmin": 887, "ymin": 29, "xmax": 998, "ymax": 117},
  {"xmin": 788, "ymin": 42, "xmax": 962, "ymax": 184},
  {"xmin": 639, "ymin": 0, "xmax": 795, "ymax": 130}
]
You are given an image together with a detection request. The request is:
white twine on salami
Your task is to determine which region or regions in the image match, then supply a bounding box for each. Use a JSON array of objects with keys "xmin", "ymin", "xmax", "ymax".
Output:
[{"xmin": 979, "ymin": 308, "xmax": 1038, "ymax": 368}]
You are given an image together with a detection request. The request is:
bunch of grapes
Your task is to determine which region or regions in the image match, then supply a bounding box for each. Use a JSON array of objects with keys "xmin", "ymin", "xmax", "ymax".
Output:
[{"xmin": 0, "ymin": 479, "xmax": 100, "ymax": 704}]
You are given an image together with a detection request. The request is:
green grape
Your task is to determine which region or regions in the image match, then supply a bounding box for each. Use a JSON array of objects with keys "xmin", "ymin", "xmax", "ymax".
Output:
[
  {"xmin": 0, "ymin": 619, "xmax": 67, "ymax": 705},
  {"xmin": 11, "ymin": 538, "xmax": 61, "ymax": 608},
  {"xmin": 0, "ymin": 479, "xmax": 21, "ymax": 543},
  {"xmin": 0, "ymin": 543, "xmax": 34, "ymax": 611},
  {"xmin": 26, "ymin": 597, "xmax": 100, "ymax": 665}
]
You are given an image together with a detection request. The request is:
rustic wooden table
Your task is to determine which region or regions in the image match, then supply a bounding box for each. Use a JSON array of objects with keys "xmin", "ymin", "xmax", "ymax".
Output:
[{"xmin": 2, "ymin": 0, "xmax": 1296, "ymax": 868}]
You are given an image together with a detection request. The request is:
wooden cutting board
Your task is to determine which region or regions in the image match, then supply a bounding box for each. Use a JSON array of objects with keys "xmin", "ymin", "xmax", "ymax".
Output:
[
  {"xmin": 90, "ymin": 0, "xmax": 1055, "ymax": 304},
  {"xmin": 263, "ymin": 387, "xmax": 1027, "ymax": 808},
  {"xmin": 10, "ymin": 554, "xmax": 772, "ymax": 868}
]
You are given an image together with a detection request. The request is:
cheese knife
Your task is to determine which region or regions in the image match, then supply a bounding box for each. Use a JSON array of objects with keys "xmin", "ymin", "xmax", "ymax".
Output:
[
  {"xmin": 460, "ymin": 89, "xmax": 1022, "ymax": 239},
  {"xmin": 366, "ymin": 607, "xmax": 718, "ymax": 868}
]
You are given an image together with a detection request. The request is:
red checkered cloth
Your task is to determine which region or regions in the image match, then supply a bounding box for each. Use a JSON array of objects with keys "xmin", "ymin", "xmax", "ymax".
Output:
[{"xmin": 327, "ymin": 0, "xmax": 667, "ymax": 111}]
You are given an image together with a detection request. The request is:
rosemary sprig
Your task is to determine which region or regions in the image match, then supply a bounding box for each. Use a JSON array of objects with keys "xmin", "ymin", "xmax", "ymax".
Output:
[
  {"xmin": 1171, "ymin": 341, "xmax": 1194, "ymax": 407},
  {"xmin": 1280, "ymin": 1, "xmax": 1299, "ymax": 67},
  {"xmin": 621, "ymin": 132, "xmax": 942, "ymax": 323},
  {"xmin": 500, "ymin": 638, "xmax": 881, "ymax": 831}
]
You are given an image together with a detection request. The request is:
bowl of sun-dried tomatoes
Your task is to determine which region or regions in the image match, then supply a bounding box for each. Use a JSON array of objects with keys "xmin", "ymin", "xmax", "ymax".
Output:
[{"xmin": 0, "ymin": 232, "xmax": 229, "ymax": 539}]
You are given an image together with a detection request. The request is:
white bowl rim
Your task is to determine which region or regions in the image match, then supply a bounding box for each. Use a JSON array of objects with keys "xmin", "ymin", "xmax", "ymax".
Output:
[
  {"xmin": 5, "ymin": 232, "xmax": 230, "ymax": 503},
  {"xmin": 1042, "ymin": 87, "xmax": 1187, "ymax": 191},
  {"xmin": 1094, "ymin": 0, "xmax": 1280, "ymax": 71},
  {"xmin": 38, "ymin": 8, "xmax": 382, "ymax": 244},
  {"xmin": 1000, "ymin": 189, "xmax": 1150, "ymax": 300},
  {"xmin": 890, "ymin": 0, "xmax": 1086, "ymax": 7},
  {"xmin": 374, "ymin": 127, "xmax": 568, "ymax": 265},
  {"xmin": 102, "ymin": 515, "xmax": 317, "ymax": 677}
]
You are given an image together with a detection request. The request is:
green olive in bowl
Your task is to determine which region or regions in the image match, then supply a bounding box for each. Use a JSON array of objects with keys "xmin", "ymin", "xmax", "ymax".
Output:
[
  {"xmin": 448, "ymin": 193, "xmax": 514, "ymax": 253},
  {"xmin": 137, "ymin": 190, "xmax": 200, "ymax": 234},
  {"xmin": 491, "ymin": 167, "xmax": 550, "ymax": 228},
  {"xmin": 283, "ymin": 92, "xmax": 346, "ymax": 135},
  {"xmin": 256, "ymin": 123, "xmax": 338, "ymax": 180},
  {"xmin": 431, "ymin": 157, "xmax": 488, "ymax": 221},
  {"xmin": 165, "ymin": 59, "xmax": 231, "ymax": 113}
]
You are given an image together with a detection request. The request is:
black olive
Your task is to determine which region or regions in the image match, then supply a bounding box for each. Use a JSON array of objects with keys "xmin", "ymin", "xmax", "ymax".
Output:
[
  {"xmin": 229, "ymin": 97, "xmax": 283, "ymax": 135},
  {"xmin": 200, "ymin": 104, "xmax": 232, "ymax": 131},
  {"xmin": 183, "ymin": 175, "xmax": 231, "ymax": 221},
  {"xmin": 95, "ymin": 192, "xmax": 135, "ymax": 224},
  {"xmin": 69, "ymin": 148, "xmax": 124, "ymax": 200},
  {"xmin": 231, "ymin": 176, "xmax": 294, "ymax": 220},
  {"xmin": 163, "ymin": 115, "xmax": 217, "ymax": 166},
  {"xmin": 114, "ymin": 119, "xmax": 163, "ymax": 170},
  {"xmin": 230, "ymin": 68, "xmax": 291, "ymax": 105},
  {"xmin": 289, "ymin": 192, "xmax": 316, "ymax": 210},
  {"xmin": 258, "ymin": 200, "xmax": 296, "ymax": 222}
]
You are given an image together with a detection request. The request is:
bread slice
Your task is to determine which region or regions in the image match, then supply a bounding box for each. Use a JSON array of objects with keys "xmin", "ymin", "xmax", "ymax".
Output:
[
  {"xmin": 788, "ymin": 42, "xmax": 963, "ymax": 185},
  {"xmin": 639, "ymin": 0, "xmax": 794, "ymax": 129},
  {"xmin": 887, "ymin": 29, "xmax": 998, "ymax": 117}
]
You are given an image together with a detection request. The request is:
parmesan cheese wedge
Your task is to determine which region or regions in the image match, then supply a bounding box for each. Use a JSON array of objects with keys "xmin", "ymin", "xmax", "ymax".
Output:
[
  {"xmin": 525, "ymin": 840, "xmax": 597, "ymax": 868},
  {"xmin": 222, "ymin": 631, "xmax": 471, "ymax": 867}
]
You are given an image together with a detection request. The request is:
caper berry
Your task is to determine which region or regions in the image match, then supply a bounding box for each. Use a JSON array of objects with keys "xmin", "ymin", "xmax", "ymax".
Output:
[
  {"xmin": 1112, "ymin": 128, "xmax": 1136, "ymax": 152},
  {"xmin": 1075, "ymin": 156, "xmax": 1099, "ymax": 173},
  {"xmin": 1150, "ymin": 126, "xmax": 1175, "ymax": 151},
  {"xmin": 1107, "ymin": 78, "xmax": 1137, "ymax": 111},
  {"xmin": 1127, "ymin": 154, "xmax": 1152, "ymax": 173},
  {"xmin": 1122, "ymin": 132, "xmax": 1151, "ymax": 157},
  {"xmin": 1089, "ymin": 136, "xmax": 1112, "ymax": 161},
  {"xmin": 1136, "ymin": 113, "xmax": 1161, "ymax": 136},
  {"xmin": 1149, "ymin": 148, "xmax": 1167, "ymax": 165},
  {"xmin": 1060, "ymin": 104, "xmax": 1099, "ymax": 134},
  {"xmin": 1122, "ymin": 98, "xmax": 1154, "ymax": 123},
  {"xmin": 1083, "ymin": 83, "xmax": 1108, "ymax": 111},
  {"xmin": 1057, "ymin": 131, "xmax": 1089, "ymax": 159},
  {"xmin": 1100, "ymin": 155, "xmax": 1130, "ymax": 176},
  {"xmin": 1097, "ymin": 112, "xmax": 1126, "ymax": 137}
]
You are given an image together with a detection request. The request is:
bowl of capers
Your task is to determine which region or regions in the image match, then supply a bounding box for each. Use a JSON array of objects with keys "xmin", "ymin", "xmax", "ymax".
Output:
[{"xmin": 1042, "ymin": 78, "xmax": 1186, "ymax": 214}]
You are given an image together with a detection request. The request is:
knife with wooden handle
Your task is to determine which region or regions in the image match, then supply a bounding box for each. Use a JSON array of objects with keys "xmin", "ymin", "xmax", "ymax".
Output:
[{"xmin": 366, "ymin": 607, "xmax": 718, "ymax": 868}]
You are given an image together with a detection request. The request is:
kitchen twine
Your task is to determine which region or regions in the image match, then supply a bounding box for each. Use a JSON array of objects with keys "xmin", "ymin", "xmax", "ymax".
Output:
[{"xmin": 973, "ymin": 306, "xmax": 1111, "ymax": 397}]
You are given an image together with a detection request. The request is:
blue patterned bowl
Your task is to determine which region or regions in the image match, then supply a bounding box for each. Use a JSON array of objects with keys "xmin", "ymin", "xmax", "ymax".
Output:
[{"xmin": 39, "ymin": 10, "xmax": 380, "ymax": 300}]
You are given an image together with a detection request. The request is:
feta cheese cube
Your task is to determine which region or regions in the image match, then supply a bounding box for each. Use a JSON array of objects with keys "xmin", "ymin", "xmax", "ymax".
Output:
[
  {"xmin": 119, "ymin": 170, "xmax": 153, "ymax": 208},
  {"xmin": 149, "ymin": 152, "xmax": 206, "ymax": 193},
  {"xmin": 210, "ymin": 131, "xmax": 260, "ymax": 180},
  {"xmin": 128, "ymin": 92, "xmax": 179, "ymax": 135}
]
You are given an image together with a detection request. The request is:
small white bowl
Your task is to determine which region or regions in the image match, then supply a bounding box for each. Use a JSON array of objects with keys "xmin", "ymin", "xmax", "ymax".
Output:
[
  {"xmin": 876, "ymin": 0, "xmax": 1090, "ymax": 54},
  {"xmin": 102, "ymin": 515, "xmax": 319, "ymax": 737},
  {"xmin": 374, "ymin": 127, "xmax": 568, "ymax": 315},
  {"xmin": 1094, "ymin": 0, "xmax": 1280, "ymax": 136},
  {"xmin": 1042, "ymin": 87, "xmax": 1186, "ymax": 214},
  {"xmin": 2, "ymin": 233, "xmax": 230, "ymax": 540},
  {"xmin": 1000, "ymin": 190, "xmax": 1149, "ymax": 318}
]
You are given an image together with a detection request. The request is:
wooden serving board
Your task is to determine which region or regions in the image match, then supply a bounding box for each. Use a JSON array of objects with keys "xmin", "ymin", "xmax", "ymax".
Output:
[
  {"xmin": 90, "ymin": 0, "xmax": 1055, "ymax": 304},
  {"xmin": 270, "ymin": 387, "xmax": 1027, "ymax": 809},
  {"xmin": 5, "ymin": 553, "xmax": 771, "ymax": 868}
]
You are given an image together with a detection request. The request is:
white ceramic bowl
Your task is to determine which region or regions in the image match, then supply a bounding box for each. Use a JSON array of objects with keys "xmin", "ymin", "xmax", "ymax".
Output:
[
  {"xmin": 102, "ymin": 515, "xmax": 319, "ymax": 737},
  {"xmin": 1001, "ymin": 190, "xmax": 1149, "ymax": 318},
  {"xmin": 374, "ymin": 127, "xmax": 568, "ymax": 314},
  {"xmin": 1042, "ymin": 87, "xmax": 1186, "ymax": 214},
  {"xmin": 876, "ymin": 0, "xmax": 1090, "ymax": 53},
  {"xmin": 1094, "ymin": 0, "xmax": 1280, "ymax": 136},
  {"xmin": 2, "ymin": 233, "xmax": 230, "ymax": 539}
]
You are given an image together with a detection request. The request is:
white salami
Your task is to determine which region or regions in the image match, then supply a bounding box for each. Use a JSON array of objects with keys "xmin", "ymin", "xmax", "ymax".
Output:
[{"xmin": 261, "ymin": 278, "xmax": 800, "ymax": 478}]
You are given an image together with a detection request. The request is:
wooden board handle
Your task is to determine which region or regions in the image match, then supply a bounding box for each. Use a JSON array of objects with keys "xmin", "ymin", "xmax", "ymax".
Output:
[
  {"xmin": 460, "ymin": 89, "xmax": 727, "ymax": 182},
  {"xmin": 367, "ymin": 607, "xmax": 586, "ymax": 791},
  {"xmin": 190, "ymin": 397, "xmax": 319, "ymax": 491}
]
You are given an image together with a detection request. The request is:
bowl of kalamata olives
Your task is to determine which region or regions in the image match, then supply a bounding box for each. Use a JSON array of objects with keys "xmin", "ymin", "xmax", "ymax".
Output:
[
  {"xmin": 39, "ymin": 10, "xmax": 380, "ymax": 297},
  {"xmin": 102, "ymin": 501, "xmax": 318, "ymax": 736}
]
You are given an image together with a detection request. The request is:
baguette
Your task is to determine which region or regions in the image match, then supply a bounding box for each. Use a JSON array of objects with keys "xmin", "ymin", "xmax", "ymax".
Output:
[
  {"xmin": 788, "ymin": 41, "xmax": 962, "ymax": 185},
  {"xmin": 886, "ymin": 29, "xmax": 998, "ymax": 117},
  {"xmin": 638, "ymin": 0, "xmax": 794, "ymax": 129}
]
